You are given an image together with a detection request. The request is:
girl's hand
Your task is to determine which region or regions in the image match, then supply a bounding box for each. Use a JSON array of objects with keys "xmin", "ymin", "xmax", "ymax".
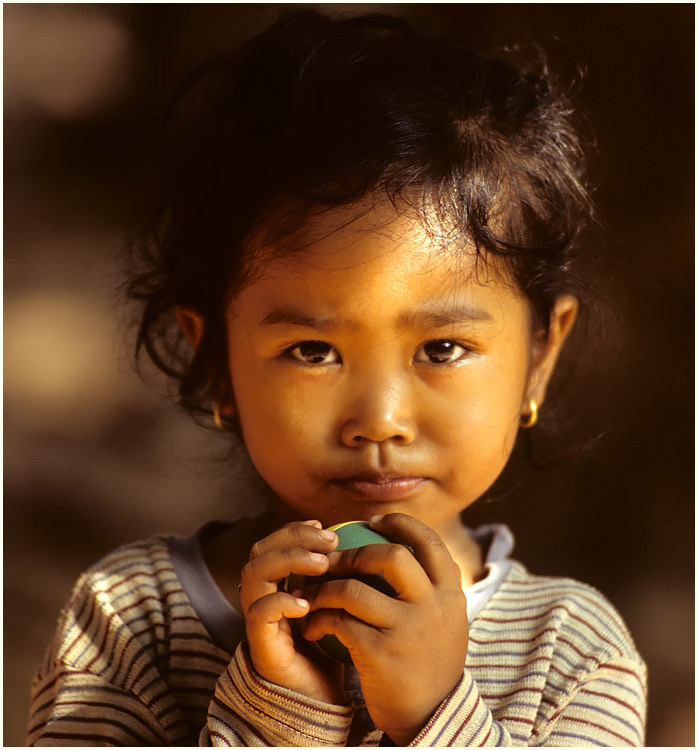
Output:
[
  {"xmin": 301, "ymin": 513, "xmax": 469, "ymax": 745},
  {"xmin": 239, "ymin": 519, "xmax": 343, "ymax": 704}
]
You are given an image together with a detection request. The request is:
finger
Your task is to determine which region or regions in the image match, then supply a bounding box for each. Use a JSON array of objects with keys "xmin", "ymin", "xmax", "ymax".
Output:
[
  {"xmin": 369, "ymin": 513, "xmax": 461, "ymax": 587},
  {"xmin": 304, "ymin": 576, "xmax": 402, "ymax": 628},
  {"xmin": 245, "ymin": 591, "xmax": 309, "ymax": 657},
  {"xmin": 249, "ymin": 521, "xmax": 337, "ymax": 560},
  {"xmin": 302, "ymin": 608, "xmax": 382, "ymax": 654},
  {"xmin": 325, "ymin": 543, "xmax": 431, "ymax": 602},
  {"xmin": 247, "ymin": 591, "xmax": 310, "ymax": 628},
  {"xmin": 240, "ymin": 547, "xmax": 330, "ymax": 613}
]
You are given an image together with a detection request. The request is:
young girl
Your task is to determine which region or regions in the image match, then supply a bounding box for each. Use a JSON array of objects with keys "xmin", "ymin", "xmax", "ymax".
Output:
[{"xmin": 27, "ymin": 10, "xmax": 647, "ymax": 747}]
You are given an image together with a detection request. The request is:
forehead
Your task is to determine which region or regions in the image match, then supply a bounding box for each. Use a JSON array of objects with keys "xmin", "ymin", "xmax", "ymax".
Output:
[{"xmin": 234, "ymin": 202, "xmax": 527, "ymax": 322}]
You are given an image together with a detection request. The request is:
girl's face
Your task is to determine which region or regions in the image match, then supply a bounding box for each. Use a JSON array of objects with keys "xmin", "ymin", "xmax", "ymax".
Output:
[{"xmin": 216, "ymin": 205, "xmax": 575, "ymax": 540}]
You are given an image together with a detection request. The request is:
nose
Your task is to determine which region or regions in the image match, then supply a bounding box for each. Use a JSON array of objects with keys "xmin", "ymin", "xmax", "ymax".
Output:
[{"xmin": 339, "ymin": 374, "xmax": 417, "ymax": 447}]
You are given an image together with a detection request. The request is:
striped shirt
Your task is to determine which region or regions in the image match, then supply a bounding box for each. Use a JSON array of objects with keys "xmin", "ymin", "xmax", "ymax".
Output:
[{"xmin": 27, "ymin": 527, "xmax": 647, "ymax": 746}]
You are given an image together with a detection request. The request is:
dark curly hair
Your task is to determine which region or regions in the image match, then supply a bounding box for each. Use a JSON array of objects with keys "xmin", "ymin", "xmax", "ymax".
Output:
[{"xmin": 128, "ymin": 8, "xmax": 608, "ymax": 437}]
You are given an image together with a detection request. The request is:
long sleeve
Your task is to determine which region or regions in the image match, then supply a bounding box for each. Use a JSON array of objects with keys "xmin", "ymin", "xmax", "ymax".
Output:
[
  {"xmin": 200, "ymin": 643, "xmax": 354, "ymax": 746},
  {"xmin": 407, "ymin": 563, "xmax": 648, "ymax": 747},
  {"xmin": 410, "ymin": 657, "xmax": 646, "ymax": 746},
  {"xmin": 28, "ymin": 668, "xmax": 177, "ymax": 745},
  {"xmin": 28, "ymin": 537, "xmax": 356, "ymax": 748},
  {"xmin": 533, "ymin": 658, "xmax": 647, "ymax": 746},
  {"xmin": 195, "ymin": 643, "xmax": 645, "ymax": 748},
  {"xmin": 27, "ymin": 537, "xmax": 235, "ymax": 746}
]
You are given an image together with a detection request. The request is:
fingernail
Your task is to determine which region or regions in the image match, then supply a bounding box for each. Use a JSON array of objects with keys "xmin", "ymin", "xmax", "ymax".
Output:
[
  {"xmin": 303, "ymin": 519, "xmax": 321, "ymax": 527},
  {"xmin": 327, "ymin": 550, "xmax": 341, "ymax": 564},
  {"xmin": 320, "ymin": 529, "xmax": 337, "ymax": 542},
  {"xmin": 295, "ymin": 598, "xmax": 309, "ymax": 609},
  {"xmin": 369, "ymin": 514, "xmax": 384, "ymax": 524},
  {"xmin": 310, "ymin": 552, "xmax": 327, "ymax": 565}
]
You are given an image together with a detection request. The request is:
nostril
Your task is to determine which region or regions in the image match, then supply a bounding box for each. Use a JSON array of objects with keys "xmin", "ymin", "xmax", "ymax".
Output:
[
  {"xmin": 351, "ymin": 433, "xmax": 405, "ymax": 444},
  {"xmin": 341, "ymin": 420, "xmax": 416, "ymax": 446}
]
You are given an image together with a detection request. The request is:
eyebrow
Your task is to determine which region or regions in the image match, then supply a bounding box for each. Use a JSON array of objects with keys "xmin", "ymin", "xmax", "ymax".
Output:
[
  {"xmin": 407, "ymin": 305, "xmax": 494, "ymax": 328},
  {"xmin": 260, "ymin": 303, "xmax": 493, "ymax": 330},
  {"xmin": 261, "ymin": 308, "xmax": 338, "ymax": 329}
]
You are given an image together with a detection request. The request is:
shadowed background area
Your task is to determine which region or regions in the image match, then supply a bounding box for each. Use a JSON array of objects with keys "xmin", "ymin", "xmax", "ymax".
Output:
[{"xmin": 4, "ymin": 4, "xmax": 693, "ymax": 746}]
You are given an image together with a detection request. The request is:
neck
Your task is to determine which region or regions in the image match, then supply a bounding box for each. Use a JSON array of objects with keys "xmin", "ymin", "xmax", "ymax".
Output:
[{"xmin": 436, "ymin": 519, "xmax": 485, "ymax": 590}]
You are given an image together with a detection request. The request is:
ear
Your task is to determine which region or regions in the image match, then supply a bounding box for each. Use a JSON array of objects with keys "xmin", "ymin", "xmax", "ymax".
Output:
[
  {"xmin": 176, "ymin": 306, "xmax": 205, "ymax": 349},
  {"xmin": 175, "ymin": 306, "xmax": 236, "ymax": 421},
  {"xmin": 526, "ymin": 295, "xmax": 578, "ymax": 409}
]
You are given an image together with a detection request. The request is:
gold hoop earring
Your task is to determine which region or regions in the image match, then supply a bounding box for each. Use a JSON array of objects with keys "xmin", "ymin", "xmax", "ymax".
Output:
[
  {"xmin": 520, "ymin": 399, "xmax": 538, "ymax": 428},
  {"xmin": 213, "ymin": 403, "xmax": 224, "ymax": 430}
]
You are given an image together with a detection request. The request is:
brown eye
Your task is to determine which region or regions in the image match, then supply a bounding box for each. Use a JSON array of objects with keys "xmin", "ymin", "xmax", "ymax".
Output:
[
  {"xmin": 289, "ymin": 341, "xmax": 340, "ymax": 365},
  {"xmin": 415, "ymin": 340, "xmax": 468, "ymax": 364}
]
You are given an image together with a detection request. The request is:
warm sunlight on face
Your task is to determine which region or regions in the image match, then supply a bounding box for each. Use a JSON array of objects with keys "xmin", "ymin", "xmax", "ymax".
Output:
[{"xmin": 224, "ymin": 205, "xmax": 545, "ymax": 539}]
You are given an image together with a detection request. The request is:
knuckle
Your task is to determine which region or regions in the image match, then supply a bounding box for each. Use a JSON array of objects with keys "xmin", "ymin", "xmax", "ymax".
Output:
[
  {"xmin": 385, "ymin": 543, "xmax": 409, "ymax": 564},
  {"xmin": 247, "ymin": 591, "xmax": 286, "ymax": 621},
  {"xmin": 347, "ymin": 545, "xmax": 380, "ymax": 570},
  {"xmin": 449, "ymin": 558, "xmax": 463, "ymax": 580},
  {"xmin": 362, "ymin": 626, "xmax": 382, "ymax": 652},
  {"xmin": 444, "ymin": 585, "xmax": 466, "ymax": 609},
  {"xmin": 240, "ymin": 560, "xmax": 255, "ymax": 586},
  {"xmin": 329, "ymin": 609, "xmax": 346, "ymax": 631},
  {"xmin": 287, "ymin": 522, "xmax": 308, "ymax": 543},
  {"xmin": 245, "ymin": 597, "xmax": 265, "ymax": 622},
  {"xmin": 337, "ymin": 577, "xmax": 363, "ymax": 599},
  {"xmin": 421, "ymin": 526, "xmax": 445, "ymax": 549},
  {"xmin": 342, "ymin": 546, "xmax": 364, "ymax": 566},
  {"xmin": 384, "ymin": 511, "xmax": 407, "ymax": 523}
]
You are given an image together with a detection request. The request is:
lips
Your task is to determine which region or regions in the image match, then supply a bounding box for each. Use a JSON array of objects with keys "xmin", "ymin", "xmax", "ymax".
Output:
[{"xmin": 330, "ymin": 474, "xmax": 428, "ymax": 501}]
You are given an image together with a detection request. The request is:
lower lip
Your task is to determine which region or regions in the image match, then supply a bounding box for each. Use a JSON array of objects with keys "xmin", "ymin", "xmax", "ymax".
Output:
[{"xmin": 331, "ymin": 477, "xmax": 427, "ymax": 501}]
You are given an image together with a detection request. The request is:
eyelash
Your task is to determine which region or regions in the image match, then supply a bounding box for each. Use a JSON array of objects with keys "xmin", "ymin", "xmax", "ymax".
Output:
[
  {"xmin": 286, "ymin": 341, "xmax": 341, "ymax": 366},
  {"xmin": 415, "ymin": 339, "xmax": 471, "ymax": 365},
  {"xmin": 285, "ymin": 339, "xmax": 472, "ymax": 366}
]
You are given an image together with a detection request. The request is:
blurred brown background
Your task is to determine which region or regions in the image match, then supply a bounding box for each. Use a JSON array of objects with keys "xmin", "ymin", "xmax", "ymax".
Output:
[{"xmin": 4, "ymin": 4, "xmax": 693, "ymax": 746}]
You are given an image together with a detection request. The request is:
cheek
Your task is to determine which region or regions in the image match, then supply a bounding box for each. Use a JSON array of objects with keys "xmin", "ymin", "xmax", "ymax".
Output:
[
  {"xmin": 429, "ymin": 363, "xmax": 526, "ymax": 454},
  {"xmin": 438, "ymin": 408, "xmax": 519, "ymax": 501},
  {"xmin": 439, "ymin": 404, "xmax": 519, "ymax": 462},
  {"xmin": 231, "ymin": 364, "xmax": 331, "ymax": 461}
]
